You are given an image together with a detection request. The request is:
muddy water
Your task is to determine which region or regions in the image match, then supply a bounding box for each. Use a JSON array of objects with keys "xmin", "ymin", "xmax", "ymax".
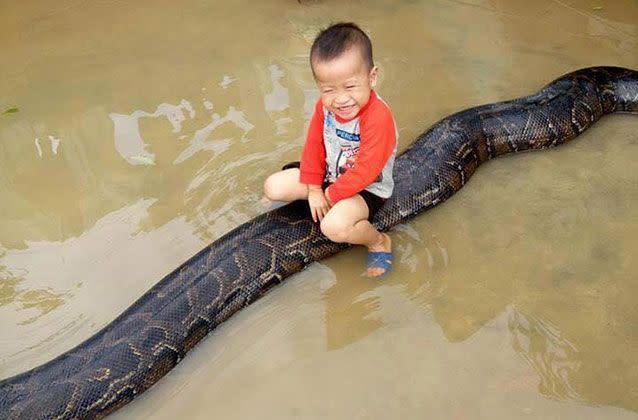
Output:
[{"xmin": 1, "ymin": 0, "xmax": 637, "ymax": 418}]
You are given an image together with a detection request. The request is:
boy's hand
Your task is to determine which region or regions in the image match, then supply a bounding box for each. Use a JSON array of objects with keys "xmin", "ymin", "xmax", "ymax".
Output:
[
  {"xmin": 324, "ymin": 187, "xmax": 334, "ymax": 207},
  {"xmin": 308, "ymin": 185, "xmax": 330, "ymax": 222}
]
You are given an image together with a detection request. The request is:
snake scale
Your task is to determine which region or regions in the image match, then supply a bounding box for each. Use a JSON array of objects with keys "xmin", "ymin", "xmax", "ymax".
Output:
[{"xmin": 1, "ymin": 66, "xmax": 637, "ymax": 419}]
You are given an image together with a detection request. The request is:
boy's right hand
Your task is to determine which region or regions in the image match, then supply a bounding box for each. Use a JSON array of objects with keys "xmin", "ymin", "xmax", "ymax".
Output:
[{"xmin": 308, "ymin": 185, "xmax": 330, "ymax": 223}]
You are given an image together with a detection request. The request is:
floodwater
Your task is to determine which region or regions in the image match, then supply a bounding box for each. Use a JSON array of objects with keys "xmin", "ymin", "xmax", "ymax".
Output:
[{"xmin": 1, "ymin": 0, "xmax": 637, "ymax": 418}]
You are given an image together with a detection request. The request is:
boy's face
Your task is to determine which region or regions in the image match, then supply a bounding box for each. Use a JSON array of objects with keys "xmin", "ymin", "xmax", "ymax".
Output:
[{"xmin": 312, "ymin": 47, "xmax": 378, "ymax": 121}]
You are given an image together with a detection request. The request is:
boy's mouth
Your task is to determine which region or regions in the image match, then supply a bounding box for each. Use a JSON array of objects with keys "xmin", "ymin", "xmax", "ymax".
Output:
[{"xmin": 337, "ymin": 105, "xmax": 355, "ymax": 114}]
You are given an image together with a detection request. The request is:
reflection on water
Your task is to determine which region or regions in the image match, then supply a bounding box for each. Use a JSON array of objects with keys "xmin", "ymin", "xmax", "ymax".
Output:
[
  {"xmin": 265, "ymin": 64, "xmax": 290, "ymax": 113},
  {"xmin": 110, "ymin": 99, "xmax": 196, "ymax": 165},
  {"xmin": 0, "ymin": 198, "xmax": 205, "ymax": 376},
  {"xmin": 1, "ymin": 0, "xmax": 637, "ymax": 418},
  {"xmin": 509, "ymin": 309, "xmax": 580, "ymax": 401},
  {"xmin": 322, "ymin": 254, "xmax": 385, "ymax": 350},
  {"xmin": 34, "ymin": 134, "xmax": 61, "ymax": 158},
  {"xmin": 0, "ymin": 269, "xmax": 69, "ymax": 326}
]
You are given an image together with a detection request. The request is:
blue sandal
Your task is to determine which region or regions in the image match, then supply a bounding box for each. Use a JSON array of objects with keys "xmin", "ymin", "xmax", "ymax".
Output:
[{"xmin": 366, "ymin": 251, "xmax": 393, "ymax": 277}]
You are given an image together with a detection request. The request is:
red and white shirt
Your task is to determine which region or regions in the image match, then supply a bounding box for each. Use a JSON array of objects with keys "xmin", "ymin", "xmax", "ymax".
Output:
[{"xmin": 299, "ymin": 90, "xmax": 397, "ymax": 203}]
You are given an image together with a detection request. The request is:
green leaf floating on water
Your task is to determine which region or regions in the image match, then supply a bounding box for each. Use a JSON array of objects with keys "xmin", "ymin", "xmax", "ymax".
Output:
[{"xmin": 3, "ymin": 107, "xmax": 19, "ymax": 115}]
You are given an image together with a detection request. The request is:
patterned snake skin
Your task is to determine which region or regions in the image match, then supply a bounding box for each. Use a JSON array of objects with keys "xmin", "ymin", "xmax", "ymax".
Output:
[{"xmin": 1, "ymin": 67, "xmax": 636, "ymax": 419}]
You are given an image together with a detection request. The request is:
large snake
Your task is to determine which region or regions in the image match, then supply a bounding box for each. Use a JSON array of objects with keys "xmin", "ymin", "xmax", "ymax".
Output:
[{"xmin": 1, "ymin": 66, "xmax": 637, "ymax": 419}]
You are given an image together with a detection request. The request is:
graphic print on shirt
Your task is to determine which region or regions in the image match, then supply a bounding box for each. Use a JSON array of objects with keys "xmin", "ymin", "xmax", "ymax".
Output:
[
  {"xmin": 324, "ymin": 111, "xmax": 336, "ymax": 130},
  {"xmin": 336, "ymin": 144, "xmax": 358, "ymax": 176},
  {"xmin": 323, "ymin": 112, "xmax": 333, "ymax": 180},
  {"xmin": 324, "ymin": 112, "xmax": 362, "ymax": 182}
]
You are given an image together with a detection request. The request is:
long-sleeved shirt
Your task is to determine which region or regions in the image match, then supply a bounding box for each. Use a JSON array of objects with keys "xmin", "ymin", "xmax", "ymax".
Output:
[{"xmin": 299, "ymin": 90, "xmax": 397, "ymax": 203}]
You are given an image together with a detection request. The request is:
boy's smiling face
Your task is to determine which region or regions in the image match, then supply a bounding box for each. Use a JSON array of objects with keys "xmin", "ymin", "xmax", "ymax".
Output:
[{"xmin": 312, "ymin": 46, "xmax": 378, "ymax": 121}]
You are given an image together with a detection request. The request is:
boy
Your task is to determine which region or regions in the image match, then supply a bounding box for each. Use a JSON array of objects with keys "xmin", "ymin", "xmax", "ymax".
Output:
[{"xmin": 263, "ymin": 22, "xmax": 397, "ymax": 277}]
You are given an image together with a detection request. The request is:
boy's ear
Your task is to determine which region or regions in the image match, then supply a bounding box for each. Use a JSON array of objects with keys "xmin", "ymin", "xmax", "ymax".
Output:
[{"xmin": 369, "ymin": 65, "xmax": 379, "ymax": 88}]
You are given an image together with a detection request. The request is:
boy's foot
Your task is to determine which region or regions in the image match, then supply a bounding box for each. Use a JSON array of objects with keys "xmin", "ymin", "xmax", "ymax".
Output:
[{"xmin": 365, "ymin": 232, "xmax": 392, "ymax": 278}]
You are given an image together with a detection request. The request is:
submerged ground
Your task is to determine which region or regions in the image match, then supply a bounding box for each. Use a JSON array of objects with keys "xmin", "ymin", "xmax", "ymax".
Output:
[{"xmin": 1, "ymin": 0, "xmax": 637, "ymax": 418}]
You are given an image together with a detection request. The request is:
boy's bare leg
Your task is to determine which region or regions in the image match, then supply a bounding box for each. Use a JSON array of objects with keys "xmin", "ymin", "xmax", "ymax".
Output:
[
  {"xmin": 320, "ymin": 195, "xmax": 392, "ymax": 277},
  {"xmin": 262, "ymin": 168, "xmax": 308, "ymax": 203},
  {"xmin": 263, "ymin": 174, "xmax": 391, "ymax": 276}
]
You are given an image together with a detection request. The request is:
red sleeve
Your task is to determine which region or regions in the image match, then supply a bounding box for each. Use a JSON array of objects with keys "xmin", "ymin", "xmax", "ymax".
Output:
[
  {"xmin": 299, "ymin": 100, "xmax": 325, "ymax": 185},
  {"xmin": 326, "ymin": 104, "xmax": 396, "ymax": 203}
]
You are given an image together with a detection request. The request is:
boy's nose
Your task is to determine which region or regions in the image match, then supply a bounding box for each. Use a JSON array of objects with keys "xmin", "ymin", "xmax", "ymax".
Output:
[{"xmin": 335, "ymin": 93, "xmax": 350, "ymax": 105}]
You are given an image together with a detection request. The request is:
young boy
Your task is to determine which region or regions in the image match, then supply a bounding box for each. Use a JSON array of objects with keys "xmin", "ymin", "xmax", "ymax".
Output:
[{"xmin": 263, "ymin": 22, "xmax": 397, "ymax": 277}]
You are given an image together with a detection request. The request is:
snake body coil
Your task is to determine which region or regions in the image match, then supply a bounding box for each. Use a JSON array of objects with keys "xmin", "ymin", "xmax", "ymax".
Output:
[{"xmin": 1, "ymin": 67, "xmax": 637, "ymax": 419}]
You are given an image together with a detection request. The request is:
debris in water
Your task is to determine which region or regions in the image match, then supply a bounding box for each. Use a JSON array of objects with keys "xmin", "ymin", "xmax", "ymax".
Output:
[{"xmin": 3, "ymin": 107, "xmax": 19, "ymax": 115}]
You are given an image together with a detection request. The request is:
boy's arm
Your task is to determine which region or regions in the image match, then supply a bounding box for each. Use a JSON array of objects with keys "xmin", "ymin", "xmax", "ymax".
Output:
[
  {"xmin": 299, "ymin": 101, "xmax": 326, "ymax": 187},
  {"xmin": 326, "ymin": 108, "xmax": 396, "ymax": 203}
]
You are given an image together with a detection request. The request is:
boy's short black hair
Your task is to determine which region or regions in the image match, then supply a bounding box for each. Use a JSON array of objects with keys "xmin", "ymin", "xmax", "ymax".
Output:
[{"xmin": 310, "ymin": 22, "xmax": 374, "ymax": 71}]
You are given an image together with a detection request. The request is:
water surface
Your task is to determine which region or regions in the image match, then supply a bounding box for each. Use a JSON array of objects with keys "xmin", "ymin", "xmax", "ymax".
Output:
[{"xmin": 1, "ymin": 0, "xmax": 637, "ymax": 418}]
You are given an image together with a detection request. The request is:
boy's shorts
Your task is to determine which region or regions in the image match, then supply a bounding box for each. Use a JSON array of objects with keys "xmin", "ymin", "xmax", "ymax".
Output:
[
  {"xmin": 282, "ymin": 161, "xmax": 386, "ymax": 221},
  {"xmin": 353, "ymin": 188, "xmax": 386, "ymax": 222}
]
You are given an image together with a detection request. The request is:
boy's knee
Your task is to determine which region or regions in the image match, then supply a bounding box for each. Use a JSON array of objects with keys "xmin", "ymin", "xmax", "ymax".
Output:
[
  {"xmin": 263, "ymin": 174, "xmax": 279, "ymax": 201},
  {"xmin": 320, "ymin": 218, "xmax": 349, "ymax": 243}
]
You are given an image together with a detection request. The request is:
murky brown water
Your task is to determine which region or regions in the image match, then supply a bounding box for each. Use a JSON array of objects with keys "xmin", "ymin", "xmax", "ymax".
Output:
[{"xmin": 1, "ymin": 0, "xmax": 637, "ymax": 418}]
